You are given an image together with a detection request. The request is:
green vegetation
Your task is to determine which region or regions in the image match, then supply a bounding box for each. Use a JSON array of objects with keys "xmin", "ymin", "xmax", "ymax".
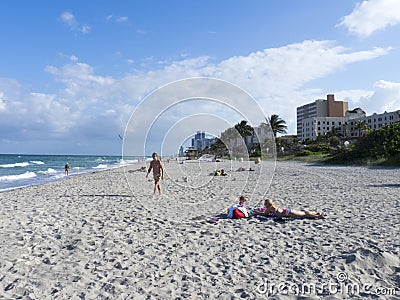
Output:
[
  {"xmin": 324, "ymin": 122, "xmax": 400, "ymax": 166},
  {"xmin": 203, "ymin": 116, "xmax": 400, "ymax": 167},
  {"xmin": 277, "ymin": 153, "xmax": 330, "ymax": 163},
  {"xmin": 277, "ymin": 122, "xmax": 400, "ymax": 167}
]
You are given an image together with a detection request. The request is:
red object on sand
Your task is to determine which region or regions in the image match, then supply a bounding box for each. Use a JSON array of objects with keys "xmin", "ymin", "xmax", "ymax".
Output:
[{"xmin": 232, "ymin": 208, "xmax": 246, "ymax": 219}]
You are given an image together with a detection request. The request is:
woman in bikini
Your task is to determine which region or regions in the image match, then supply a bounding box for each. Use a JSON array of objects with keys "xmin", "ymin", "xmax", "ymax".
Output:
[{"xmin": 254, "ymin": 198, "xmax": 325, "ymax": 219}]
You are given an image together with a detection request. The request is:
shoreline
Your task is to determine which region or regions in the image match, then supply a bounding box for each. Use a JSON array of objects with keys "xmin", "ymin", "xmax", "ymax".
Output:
[
  {"xmin": 0, "ymin": 165, "xmax": 122, "ymax": 194},
  {"xmin": 0, "ymin": 161, "xmax": 399, "ymax": 298}
]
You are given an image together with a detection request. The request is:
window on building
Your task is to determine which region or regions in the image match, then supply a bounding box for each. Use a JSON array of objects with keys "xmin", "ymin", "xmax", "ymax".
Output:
[
  {"xmin": 339, "ymin": 122, "xmax": 341, "ymax": 125},
  {"xmin": 327, "ymin": 121, "xmax": 330, "ymax": 125},
  {"xmin": 332, "ymin": 122, "xmax": 335, "ymax": 125}
]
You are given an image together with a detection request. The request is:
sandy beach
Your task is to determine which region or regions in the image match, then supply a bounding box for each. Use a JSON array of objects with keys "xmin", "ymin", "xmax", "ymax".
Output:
[{"xmin": 0, "ymin": 160, "xmax": 399, "ymax": 299}]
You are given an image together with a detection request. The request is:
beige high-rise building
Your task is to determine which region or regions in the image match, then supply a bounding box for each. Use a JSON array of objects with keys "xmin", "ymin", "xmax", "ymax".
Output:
[
  {"xmin": 296, "ymin": 94, "xmax": 348, "ymax": 139},
  {"xmin": 297, "ymin": 94, "xmax": 400, "ymax": 141},
  {"xmin": 327, "ymin": 94, "xmax": 348, "ymax": 117}
]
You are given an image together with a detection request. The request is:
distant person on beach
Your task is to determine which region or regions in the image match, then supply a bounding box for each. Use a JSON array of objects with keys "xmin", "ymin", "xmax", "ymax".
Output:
[
  {"xmin": 255, "ymin": 198, "xmax": 325, "ymax": 219},
  {"xmin": 214, "ymin": 169, "xmax": 227, "ymax": 176},
  {"xmin": 64, "ymin": 163, "xmax": 70, "ymax": 176},
  {"xmin": 146, "ymin": 152, "xmax": 164, "ymax": 195},
  {"xmin": 128, "ymin": 166, "xmax": 146, "ymax": 173}
]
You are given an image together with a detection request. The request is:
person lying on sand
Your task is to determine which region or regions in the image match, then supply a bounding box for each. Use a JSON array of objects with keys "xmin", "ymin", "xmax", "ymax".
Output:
[
  {"xmin": 227, "ymin": 196, "xmax": 249, "ymax": 218},
  {"xmin": 253, "ymin": 198, "xmax": 325, "ymax": 219},
  {"xmin": 236, "ymin": 167, "xmax": 255, "ymax": 172},
  {"xmin": 214, "ymin": 169, "xmax": 227, "ymax": 176},
  {"xmin": 128, "ymin": 166, "xmax": 147, "ymax": 173}
]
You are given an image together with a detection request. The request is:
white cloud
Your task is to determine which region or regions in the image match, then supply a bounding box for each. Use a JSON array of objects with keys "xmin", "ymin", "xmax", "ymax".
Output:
[
  {"xmin": 116, "ymin": 16, "xmax": 129, "ymax": 23},
  {"xmin": 30, "ymin": 41, "xmax": 398, "ymax": 128},
  {"xmin": 60, "ymin": 12, "xmax": 76, "ymax": 27},
  {"xmin": 81, "ymin": 25, "xmax": 91, "ymax": 34},
  {"xmin": 211, "ymin": 41, "xmax": 389, "ymax": 98},
  {"xmin": 0, "ymin": 95, "xmax": 5, "ymax": 111},
  {"xmin": 334, "ymin": 81, "xmax": 400, "ymax": 116},
  {"xmin": 60, "ymin": 11, "xmax": 91, "ymax": 34},
  {"xmin": 45, "ymin": 62, "xmax": 115, "ymax": 98},
  {"xmin": 337, "ymin": 0, "xmax": 400, "ymax": 37},
  {"xmin": 106, "ymin": 15, "xmax": 129, "ymax": 23},
  {"xmin": 370, "ymin": 80, "xmax": 400, "ymax": 112},
  {"xmin": 1, "ymin": 40, "xmax": 398, "ymax": 154}
]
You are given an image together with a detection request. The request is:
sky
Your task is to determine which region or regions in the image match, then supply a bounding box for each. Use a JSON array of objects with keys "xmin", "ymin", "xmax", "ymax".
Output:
[{"xmin": 1, "ymin": 0, "xmax": 400, "ymax": 155}]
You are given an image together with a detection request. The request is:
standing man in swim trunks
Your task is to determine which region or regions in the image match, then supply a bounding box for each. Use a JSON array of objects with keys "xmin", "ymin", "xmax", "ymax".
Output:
[
  {"xmin": 65, "ymin": 163, "xmax": 70, "ymax": 176},
  {"xmin": 146, "ymin": 152, "xmax": 164, "ymax": 195}
]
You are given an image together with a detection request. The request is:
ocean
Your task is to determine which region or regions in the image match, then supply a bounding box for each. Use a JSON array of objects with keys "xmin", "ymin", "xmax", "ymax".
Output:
[{"xmin": 0, "ymin": 154, "xmax": 147, "ymax": 192}]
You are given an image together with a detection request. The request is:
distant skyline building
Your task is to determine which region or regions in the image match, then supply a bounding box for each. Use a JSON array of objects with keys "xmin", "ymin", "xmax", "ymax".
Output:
[
  {"xmin": 178, "ymin": 146, "xmax": 184, "ymax": 157},
  {"xmin": 191, "ymin": 131, "xmax": 214, "ymax": 151}
]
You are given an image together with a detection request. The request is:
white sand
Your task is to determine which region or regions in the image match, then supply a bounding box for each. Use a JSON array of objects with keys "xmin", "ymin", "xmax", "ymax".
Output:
[{"xmin": 0, "ymin": 160, "xmax": 399, "ymax": 299}]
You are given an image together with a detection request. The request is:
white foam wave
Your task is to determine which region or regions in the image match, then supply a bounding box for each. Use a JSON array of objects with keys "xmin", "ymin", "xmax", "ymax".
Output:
[
  {"xmin": 38, "ymin": 168, "xmax": 57, "ymax": 175},
  {"xmin": 0, "ymin": 162, "xmax": 30, "ymax": 168},
  {"xmin": 93, "ymin": 164, "xmax": 108, "ymax": 169},
  {"xmin": 0, "ymin": 171, "xmax": 37, "ymax": 181},
  {"xmin": 30, "ymin": 160, "xmax": 45, "ymax": 165},
  {"xmin": 119, "ymin": 159, "xmax": 138, "ymax": 166}
]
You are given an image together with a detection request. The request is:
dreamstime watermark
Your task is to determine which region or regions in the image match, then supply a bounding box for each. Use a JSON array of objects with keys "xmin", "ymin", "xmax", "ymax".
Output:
[{"xmin": 257, "ymin": 272, "xmax": 397, "ymax": 297}]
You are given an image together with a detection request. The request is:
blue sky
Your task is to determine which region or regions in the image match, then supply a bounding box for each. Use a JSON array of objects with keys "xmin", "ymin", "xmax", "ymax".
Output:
[{"xmin": 1, "ymin": 0, "xmax": 400, "ymax": 155}]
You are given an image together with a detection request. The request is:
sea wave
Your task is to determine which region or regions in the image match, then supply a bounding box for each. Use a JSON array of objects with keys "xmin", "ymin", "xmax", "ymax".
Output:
[
  {"xmin": 0, "ymin": 162, "xmax": 30, "ymax": 168},
  {"xmin": 119, "ymin": 159, "xmax": 139, "ymax": 166},
  {"xmin": 30, "ymin": 160, "xmax": 45, "ymax": 165},
  {"xmin": 0, "ymin": 171, "xmax": 37, "ymax": 181},
  {"xmin": 93, "ymin": 164, "xmax": 108, "ymax": 169},
  {"xmin": 38, "ymin": 168, "xmax": 57, "ymax": 175}
]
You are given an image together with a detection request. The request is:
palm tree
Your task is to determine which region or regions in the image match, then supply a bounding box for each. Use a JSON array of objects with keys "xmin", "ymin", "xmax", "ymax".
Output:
[
  {"xmin": 234, "ymin": 120, "xmax": 254, "ymax": 137},
  {"xmin": 356, "ymin": 120, "xmax": 369, "ymax": 137},
  {"xmin": 268, "ymin": 114, "xmax": 287, "ymax": 137},
  {"xmin": 330, "ymin": 126, "xmax": 343, "ymax": 139},
  {"xmin": 343, "ymin": 122, "xmax": 350, "ymax": 138}
]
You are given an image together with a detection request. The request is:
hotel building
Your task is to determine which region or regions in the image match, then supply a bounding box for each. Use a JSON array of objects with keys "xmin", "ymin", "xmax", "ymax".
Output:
[
  {"xmin": 297, "ymin": 94, "xmax": 348, "ymax": 140},
  {"xmin": 297, "ymin": 95, "xmax": 400, "ymax": 141}
]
